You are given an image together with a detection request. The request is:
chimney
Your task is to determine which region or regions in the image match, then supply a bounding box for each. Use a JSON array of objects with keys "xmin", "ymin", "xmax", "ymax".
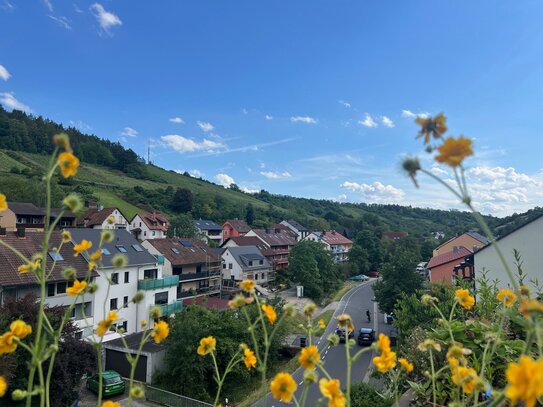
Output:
[
  {"xmin": 17, "ymin": 228, "xmax": 26, "ymax": 238},
  {"xmin": 98, "ymin": 204, "xmax": 104, "ymax": 211},
  {"xmin": 0, "ymin": 227, "xmax": 6, "ymax": 236},
  {"xmin": 453, "ymin": 246, "xmax": 459, "ymax": 253}
]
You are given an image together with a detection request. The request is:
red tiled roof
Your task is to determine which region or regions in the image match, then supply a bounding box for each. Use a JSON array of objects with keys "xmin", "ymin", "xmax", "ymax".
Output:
[
  {"xmin": 223, "ymin": 236, "xmax": 267, "ymax": 250},
  {"xmin": 138, "ymin": 213, "xmax": 169, "ymax": 232},
  {"xmin": 427, "ymin": 247, "xmax": 472, "ymax": 269},
  {"xmin": 182, "ymin": 296, "xmax": 229, "ymax": 310},
  {"xmin": 223, "ymin": 219, "xmax": 251, "ymax": 233},
  {"xmin": 78, "ymin": 207, "xmax": 117, "ymax": 227},
  {"xmin": 251, "ymin": 229, "xmax": 297, "ymax": 248},
  {"xmin": 321, "ymin": 230, "xmax": 353, "ymax": 245}
]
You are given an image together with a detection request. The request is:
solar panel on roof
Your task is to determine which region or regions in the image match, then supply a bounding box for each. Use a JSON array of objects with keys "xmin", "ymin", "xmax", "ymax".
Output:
[{"xmin": 179, "ymin": 240, "xmax": 193, "ymax": 247}]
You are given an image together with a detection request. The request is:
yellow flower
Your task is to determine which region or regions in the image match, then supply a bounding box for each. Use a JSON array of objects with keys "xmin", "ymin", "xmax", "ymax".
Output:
[
  {"xmin": 107, "ymin": 216, "xmax": 115, "ymax": 225},
  {"xmin": 298, "ymin": 345, "xmax": 320, "ymax": 370},
  {"xmin": 449, "ymin": 357, "xmax": 479, "ymax": 394},
  {"xmin": 10, "ymin": 320, "xmax": 32, "ymax": 339},
  {"xmin": 416, "ymin": 113, "xmax": 448, "ymax": 144},
  {"xmin": 107, "ymin": 311, "xmax": 118, "ymax": 321},
  {"xmin": 228, "ymin": 294, "xmax": 246, "ymax": 309},
  {"xmin": 336, "ymin": 314, "xmax": 354, "ymax": 332},
  {"xmin": 519, "ymin": 298, "xmax": 543, "ymax": 317},
  {"xmin": 96, "ymin": 320, "xmax": 110, "ymax": 337},
  {"xmin": 101, "ymin": 401, "xmax": 121, "ymax": 407},
  {"xmin": 152, "ymin": 321, "xmax": 169, "ymax": 344},
  {"xmin": 417, "ymin": 338, "xmax": 441, "ymax": 352},
  {"xmin": 318, "ymin": 319, "xmax": 326, "ymax": 329},
  {"xmin": 261, "ymin": 304, "xmax": 277, "ymax": 325},
  {"xmin": 0, "ymin": 376, "xmax": 6, "ymax": 397},
  {"xmin": 435, "ymin": 136, "xmax": 473, "ymax": 167},
  {"xmin": 57, "ymin": 151, "xmax": 80, "ymax": 178},
  {"xmin": 88, "ymin": 261, "xmax": 96, "ymax": 271},
  {"xmin": 399, "ymin": 358, "xmax": 414, "ymax": 373},
  {"xmin": 66, "ymin": 279, "xmax": 87, "ymax": 297},
  {"xmin": 18, "ymin": 264, "xmax": 31, "ymax": 273},
  {"xmin": 141, "ymin": 320, "xmax": 147, "ymax": 328},
  {"xmin": 270, "ymin": 372, "xmax": 297, "ymax": 403},
  {"xmin": 319, "ymin": 378, "xmax": 346, "ymax": 407},
  {"xmin": 373, "ymin": 350, "xmax": 397, "ymax": 373},
  {"xmin": 240, "ymin": 279, "xmax": 256, "ymax": 293},
  {"xmin": 376, "ymin": 333, "xmax": 392, "ymax": 353},
  {"xmin": 89, "ymin": 249, "xmax": 103, "ymax": 262},
  {"xmin": 495, "ymin": 288, "xmax": 517, "ymax": 307},
  {"xmin": 61, "ymin": 230, "xmax": 72, "ymax": 243},
  {"xmin": 0, "ymin": 193, "xmax": 7, "ymax": 212},
  {"xmin": 455, "ymin": 288, "xmax": 475, "ymax": 310},
  {"xmin": 197, "ymin": 336, "xmax": 216, "ymax": 356},
  {"xmin": 73, "ymin": 239, "xmax": 92, "ymax": 256},
  {"xmin": 243, "ymin": 348, "xmax": 257, "ymax": 369},
  {"xmin": 0, "ymin": 332, "xmax": 17, "ymax": 355},
  {"xmin": 505, "ymin": 356, "xmax": 543, "ymax": 407}
]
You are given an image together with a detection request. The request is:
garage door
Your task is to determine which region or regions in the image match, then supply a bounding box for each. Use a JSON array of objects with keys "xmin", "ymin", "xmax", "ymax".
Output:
[{"xmin": 105, "ymin": 349, "xmax": 147, "ymax": 382}]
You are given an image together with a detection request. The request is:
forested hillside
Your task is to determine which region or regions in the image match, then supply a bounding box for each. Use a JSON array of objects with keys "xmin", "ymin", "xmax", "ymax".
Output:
[{"xmin": 0, "ymin": 106, "xmax": 534, "ymax": 242}]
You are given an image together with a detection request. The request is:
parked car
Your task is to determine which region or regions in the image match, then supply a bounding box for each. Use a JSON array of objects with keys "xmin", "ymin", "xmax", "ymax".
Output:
[
  {"xmin": 86, "ymin": 371, "xmax": 125, "ymax": 397},
  {"xmin": 357, "ymin": 328, "xmax": 376, "ymax": 346},
  {"xmin": 335, "ymin": 326, "xmax": 354, "ymax": 343},
  {"xmin": 349, "ymin": 274, "xmax": 369, "ymax": 282},
  {"xmin": 365, "ymin": 271, "xmax": 380, "ymax": 278},
  {"xmin": 389, "ymin": 328, "xmax": 398, "ymax": 347}
]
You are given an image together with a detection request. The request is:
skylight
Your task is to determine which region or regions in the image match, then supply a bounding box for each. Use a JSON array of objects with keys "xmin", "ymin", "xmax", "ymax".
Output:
[
  {"xmin": 179, "ymin": 240, "xmax": 193, "ymax": 247},
  {"xmin": 116, "ymin": 245, "xmax": 127, "ymax": 253},
  {"xmin": 132, "ymin": 244, "xmax": 144, "ymax": 252},
  {"xmin": 48, "ymin": 252, "xmax": 64, "ymax": 261},
  {"xmin": 102, "ymin": 248, "xmax": 111, "ymax": 255},
  {"xmin": 171, "ymin": 247, "xmax": 180, "ymax": 254}
]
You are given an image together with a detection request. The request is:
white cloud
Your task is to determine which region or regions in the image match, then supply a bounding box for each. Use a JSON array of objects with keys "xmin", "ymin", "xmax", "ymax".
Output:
[
  {"xmin": 290, "ymin": 116, "xmax": 318, "ymax": 124},
  {"xmin": 169, "ymin": 117, "xmax": 184, "ymax": 124},
  {"xmin": 161, "ymin": 134, "xmax": 226, "ymax": 153},
  {"xmin": 73, "ymin": 3, "xmax": 83, "ymax": 13},
  {"xmin": 175, "ymin": 169, "xmax": 204, "ymax": 178},
  {"xmin": 90, "ymin": 3, "xmax": 122, "ymax": 35},
  {"xmin": 0, "ymin": 92, "xmax": 31, "ymax": 112},
  {"xmin": 340, "ymin": 181, "xmax": 405, "ymax": 203},
  {"xmin": 241, "ymin": 108, "xmax": 248, "ymax": 115},
  {"xmin": 260, "ymin": 171, "xmax": 292, "ymax": 180},
  {"xmin": 1, "ymin": 0, "xmax": 14, "ymax": 11},
  {"xmin": 381, "ymin": 116, "xmax": 395, "ymax": 128},
  {"xmin": 197, "ymin": 121, "xmax": 214, "ymax": 132},
  {"xmin": 329, "ymin": 193, "xmax": 348, "ymax": 202},
  {"xmin": 265, "ymin": 115, "xmax": 273, "ymax": 120},
  {"xmin": 42, "ymin": 0, "xmax": 53, "ymax": 12},
  {"xmin": 338, "ymin": 100, "xmax": 351, "ymax": 108},
  {"xmin": 358, "ymin": 114, "xmax": 378, "ymax": 128},
  {"xmin": 68, "ymin": 120, "xmax": 92, "ymax": 132},
  {"xmin": 401, "ymin": 109, "xmax": 430, "ymax": 119},
  {"xmin": 241, "ymin": 186, "xmax": 259, "ymax": 194},
  {"xmin": 48, "ymin": 15, "xmax": 72, "ymax": 30},
  {"xmin": 215, "ymin": 173, "xmax": 235, "ymax": 188},
  {"xmin": 120, "ymin": 127, "xmax": 138, "ymax": 137},
  {"xmin": 0, "ymin": 64, "xmax": 10, "ymax": 81}
]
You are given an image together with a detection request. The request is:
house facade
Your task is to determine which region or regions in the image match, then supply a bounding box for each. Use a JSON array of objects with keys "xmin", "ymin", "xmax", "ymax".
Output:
[
  {"xmin": 221, "ymin": 246, "xmax": 272, "ymax": 286},
  {"xmin": 78, "ymin": 206, "xmax": 129, "ymax": 230},
  {"xmin": 245, "ymin": 228, "xmax": 297, "ymax": 271},
  {"xmin": 427, "ymin": 246, "xmax": 472, "ymax": 284},
  {"xmin": 68, "ymin": 228, "xmax": 179, "ymax": 338},
  {"xmin": 194, "ymin": 219, "xmax": 222, "ymax": 245},
  {"xmin": 130, "ymin": 213, "xmax": 169, "ymax": 241},
  {"xmin": 280, "ymin": 220, "xmax": 310, "ymax": 241},
  {"xmin": 0, "ymin": 202, "xmax": 76, "ymax": 232},
  {"xmin": 0, "ymin": 230, "xmax": 96, "ymax": 338},
  {"xmin": 305, "ymin": 230, "xmax": 353, "ymax": 263},
  {"xmin": 142, "ymin": 238, "xmax": 221, "ymax": 301},
  {"xmin": 221, "ymin": 219, "xmax": 251, "ymax": 244},
  {"xmin": 474, "ymin": 214, "xmax": 543, "ymax": 290},
  {"xmin": 433, "ymin": 231, "xmax": 489, "ymax": 256}
]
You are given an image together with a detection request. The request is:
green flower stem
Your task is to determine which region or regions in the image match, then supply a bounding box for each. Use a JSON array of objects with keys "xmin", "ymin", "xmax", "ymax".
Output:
[
  {"xmin": 318, "ymin": 364, "xmax": 333, "ymax": 380},
  {"xmin": 299, "ymin": 381, "xmax": 310, "ymax": 407},
  {"xmin": 344, "ymin": 328, "xmax": 352, "ymax": 407},
  {"xmin": 210, "ymin": 349, "xmax": 242, "ymax": 407},
  {"xmin": 95, "ymin": 342, "xmax": 104, "ymax": 406},
  {"xmin": 126, "ymin": 330, "xmax": 152, "ymax": 406},
  {"xmin": 253, "ymin": 295, "xmax": 270, "ymax": 407},
  {"xmin": 428, "ymin": 349, "xmax": 436, "ymax": 407}
]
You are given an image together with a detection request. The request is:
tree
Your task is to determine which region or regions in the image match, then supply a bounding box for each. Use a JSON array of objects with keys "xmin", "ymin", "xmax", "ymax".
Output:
[
  {"xmin": 171, "ymin": 188, "xmax": 193, "ymax": 213},
  {"xmin": 348, "ymin": 244, "xmax": 370, "ymax": 276},
  {"xmin": 373, "ymin": 247, "xmax": 423, "ymax": 314},
  {"xmin": 354, "ymin": 230, "xmax": 384, "ymax": 271},
  {"xmin": 245, "ymin": 204, "xmax": 255, "ymax": 225},
  {"xmin": 168, "ymin": 214, "xmax": 197, "ymax": 237}
]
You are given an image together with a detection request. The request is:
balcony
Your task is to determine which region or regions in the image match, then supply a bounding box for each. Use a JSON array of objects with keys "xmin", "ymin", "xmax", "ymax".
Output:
[
  {"xmin": 138, "ymin": 275, "xmax": 179, "ymax": 291},
  {"xmin": 178, "ymin": 270, "xmax": 221, "ymax": 282},
  {"xmin": 177, "ymin": 285, "xmax": 221, "ymax": 299},
  {"xmin": 157, "ymin": 301, "xmax": 183, "ymax": 316}
]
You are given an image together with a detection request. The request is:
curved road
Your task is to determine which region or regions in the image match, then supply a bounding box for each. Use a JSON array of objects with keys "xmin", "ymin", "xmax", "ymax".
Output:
[{"xmin": 253, "ymin": 280, "xmax": 391, "ymax": 407}]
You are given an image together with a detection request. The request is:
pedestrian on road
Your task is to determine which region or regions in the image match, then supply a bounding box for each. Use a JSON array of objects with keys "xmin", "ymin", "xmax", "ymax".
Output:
[{"xmin": 366, "ymin": 309, "xmax": 371, "ymax": 322}]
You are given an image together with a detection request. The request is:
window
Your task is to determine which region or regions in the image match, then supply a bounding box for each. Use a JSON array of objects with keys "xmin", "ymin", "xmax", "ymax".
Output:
[
  {"xmin": 144, "ymin": 231, "xmax": 147, "ymax": 237},
  {"xmin": 111, "ymin": 273, "xmax": 119, "ymax": 285},
  {"xmin": 110, "ymin": 298, "xmax": 118, "ymax": 310},
  {"xmin": 171, "ymin": 247, "xmax": 180, "ymax": 254},
  {"xmin": 229, "ymin": 263, "xmax": 233, "ymax": 269},
  {"xmin": 132, "ymin": 244, "xmax": 143, "ymax": 252},
  {"xmin": 124, "ymin": 271, "xmax": 129, "ymax": 283},
  {"xmin": 248, "ymin": 261, "xmax": 253, "ymax": 266},
  {"xmin": 144, "ymin": 269, "xmax": 158, "ymax": 279},
  {"xmin": 155, "ymin": 291, "xmax": 168, "ymax": 305},
  {"xmin": 116, "ymin": 245, "xmax": 127, "ymax": 253},
  {"xmin": 47, "ymin": 284, "xmax": 55, "ymax": 297},
  {"xmin": 179, "ymin": 240, "xmax": 193, "ymax": 247},
  {"xmin": 70, "ymin": 307, "xmax": 76, "ymax": 319},
  {"xmin": 222, "ymin": 263, "xmax": 226, "ymax": 269},
  {"xmin": 57, "ymin": 282, "xmax": 66, "ymax": 294},
  {"xmin": 48, "ymin": 251, "xmax": 64, "ymax": 261},
  {"xmin": 102, "ymin": 248, "xmax": 111, "ymax": 255},
  {"xmin": 152, "ymin": 231, "xmax": 155, "ymax": 236},
  {"xmin": 121, "ymin": 321, "xmax": 128, "ymax": 332},
  {"xmin": 32, "ymin": 217, "xmax": 41, "ymax": 224},
  {"xmin": 74, "ymin": 331, "xmax": 83, "ymax": 340},
  {"xmin": 123, "ymin": 296, "xmax": 128, "ymax": 307},
  {"xmin": 259, "ymin": 260, "xmax": 263, "ymax": 265},
  {"xmin": 139, "ymin": 222, "xmax": 142, "ymax": 227}
]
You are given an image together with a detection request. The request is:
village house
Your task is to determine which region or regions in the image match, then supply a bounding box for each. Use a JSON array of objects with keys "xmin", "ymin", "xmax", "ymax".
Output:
[
  {"xmin": 304, "ymin": 230, "xmax": 353, "ymax": 263},
  {"xmin": 0, "ymin": 202, "xmax": 76, "ymax": 232},
  {"xmin": 194, "ymin": 219, "xmax": 222, "ymax": 245},
  {"xmin": 245, "ymin": 228, "xmax": 297, "ymax": 271},
  {"xmin": 474, "ymin": 214, "xmax": 543, "ymax": 290},
  {"xmin": 142, "ymin": 238, "xmax": 221, "ymax": 301},
  {"xmin": 129, "ymin": 212, "xmax": 169, "ymax": 241},
  {"xmin": 221, "ymin": 219, "xmax": 251, "ymax": 244},
  {"xmin": 433, "ymin": 231, "xmax": 489, "ymax": 256},
  {"xmin": 78, "ymin": 205, "xmax": 129, "ymax": 230},
  {"xmin": 0, "ymin": 229, "xmax": 96, "ymax": 339},
  {"xmin": 280, "ymin": 219, "xmax": 310, "ymax": 241},
  {"xmin": 221, "ymin": 246, "xmax": 272, "ymax": 287},
  {"xmin": 427, "ymin": 246, "xmax": 472, "ymax": 284},
  {"xmin": 221, "ymin": 235, "xmax": 268, "ymax": 250},
  {"xmin": 68, "ymin": 228, "xmax": 178, "ymax": 339}
]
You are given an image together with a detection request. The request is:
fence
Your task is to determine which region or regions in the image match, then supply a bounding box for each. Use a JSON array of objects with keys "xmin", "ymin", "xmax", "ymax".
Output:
[{"xmin": 145, "ymin": 385, "xmax": 213, "ymax": 407}]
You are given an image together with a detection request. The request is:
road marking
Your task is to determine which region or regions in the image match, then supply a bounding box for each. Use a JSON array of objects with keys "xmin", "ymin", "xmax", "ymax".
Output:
[{"xmin": 298, "ymin": 381, "xmax": 303, "ymax": 385}]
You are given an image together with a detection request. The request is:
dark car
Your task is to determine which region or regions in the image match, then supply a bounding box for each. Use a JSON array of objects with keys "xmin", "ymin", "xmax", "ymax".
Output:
[
  {"xmin": 366, "ymin": 271, "xmax": 380, "ymax": 278},
  {"xmin": 357, "ymin": 328, "xmax": 376, "ymax": 346},
  {"xmin": 86, "ymin": 371, "xmax": 125, "ymax": 397},
  {"xmin": 335, "ymin": 326, "xmax": 354, "ymax": 343},
  {"xmin": 389, "ymin": 328, "xmax": 398, "ymax": 347}
]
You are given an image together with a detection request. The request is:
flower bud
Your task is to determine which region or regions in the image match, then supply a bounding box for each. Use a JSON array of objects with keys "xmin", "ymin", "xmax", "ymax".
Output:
[
  {"xmin": 112, "ymin": 254, "xmax": 127, "ymax": 268},
  {"xmin": 140, "ymin": 319, "xmax": 147, "ymax": 328},
  {"xmin": 130, "ymin": 386, "xmax": 145, "ymax": 399},
  {"xmin": 61, "ymin": 230, "xmax": 72, "ymax": 243},
  {"xmin": 53, "ymin": 133, "xmax": 72, "ymax": 151},
  {"xmin": 327, "ymin": 333, "xmax": 340, "ymax": 346},
  {"xmin": 11, "ymin": 390, "xmax": 27, "ymax": 401},
  {"xmin": 284, "ymin": 305, "xmax": 296, "ymax": 317},
  {"xmin": 421, "ymin": 294, "xmax": 439, "ymax": 306},
  {"xmin": 101, "ymin": 230, "xmax": 114, "ymax": 243},
  {"xmin": 107, "ymin": 215, "xmax": 115, "ymax": 225},
  {"xmin": 150, "ymin": 306, "xmax": 162, "ymax": 320},
  {"xmin": 228, "ymin": 294, "xmax": 246, "ymax": 309},
  {"xmin": 303, "ymin": 369, "xmax": 318, "ymax": 383},
  {"xmin": 62, "ymin": 193, "xmax": 83, "ymax": 213},
  {"xmin": 132, "ymin": 290, "xmax": 145, "ymax": 304},
  {"xmin": 303, "ymin": 303, "xmax": 317, "ymax": 318},
  {"xmin": 62, "ymin": 267, "xmax": 76, "ymax": 281},
  {"xmin": 88, "ymin": 283, "xmax": 98, "ymax": 293}
]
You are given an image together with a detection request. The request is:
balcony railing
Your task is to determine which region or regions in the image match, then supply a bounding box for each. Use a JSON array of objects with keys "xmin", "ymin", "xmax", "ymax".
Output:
[
  {"xmin": 178, "ymin": 270, "xmax": 221, "ymax": 282},
  {"xmin": 138, "ymin": 275, "xmax": 179, "ymax": 291},
  {"xmin": 177, "ymin": 285, "xmax": 221, "ymax": 299},
  {"xmin": 157, "ymin": 301, "xmax": 183, "ymax": 315}
]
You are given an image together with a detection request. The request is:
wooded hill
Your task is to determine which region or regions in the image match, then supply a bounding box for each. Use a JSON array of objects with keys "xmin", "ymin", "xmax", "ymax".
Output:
[{"xmin": 0, "ymin": 105, "xmax": 539, "ymax": 242}]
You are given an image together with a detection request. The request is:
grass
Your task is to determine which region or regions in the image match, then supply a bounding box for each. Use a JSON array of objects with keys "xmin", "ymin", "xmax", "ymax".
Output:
[
  {"xmin": 92, "ymin": 189, "xmax": 145, "ymax": 220},
  {"xmin": 329, "ymin": 281, "xmax": 356, "ymax": 303}
]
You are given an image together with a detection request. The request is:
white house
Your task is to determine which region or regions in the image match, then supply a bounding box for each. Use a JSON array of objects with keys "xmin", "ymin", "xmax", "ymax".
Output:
[
  {"xmin": 194, "ymin": 219, "xmax": 222, "ymax": 245},
  {"xmin": 304, "ymin": 230, "xmax": 353, "ymax": 263},
  {"xmin": 78, "ymin": 206, "xmax": 129, "ymax": 230},
  {"xmin": 221, "ymin": 246, "xmax": 272, "ymax": 286},
  {"xmin": 130, "ymin": 213, "xmax": 169, "ymax": 241},
  {"xmin": 280, "ymin": 220, "xmax": 310, "ymax": 241},
  {"xmin": 68, "ymin": 229, "xmax": 180, "ymax": 338},
  {"xmin": 474, "ymin": 214, "xmax": 543, "ymax": 290}
]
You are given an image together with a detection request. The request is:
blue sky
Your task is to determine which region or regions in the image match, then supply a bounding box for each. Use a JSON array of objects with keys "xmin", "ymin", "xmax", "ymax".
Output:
[{"xmin": 2, "ymin": 1, "xmax": 543, "ymax": 216}]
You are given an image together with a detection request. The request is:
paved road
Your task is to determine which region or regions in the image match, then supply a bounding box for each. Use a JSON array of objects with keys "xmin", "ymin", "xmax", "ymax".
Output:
[{"xmin": 253, "ymin": 280, "xmax": 393, "ymax": 407}]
